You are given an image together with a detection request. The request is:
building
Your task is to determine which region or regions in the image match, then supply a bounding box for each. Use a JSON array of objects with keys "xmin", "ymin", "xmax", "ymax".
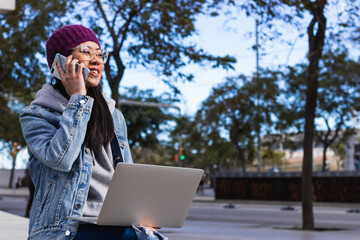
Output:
[
  {"xmin": 0, "ymin": 0, "xmax": 16, "ymax": 13},
  {"xmin": 260, "ymin": 129, "xmax": 360, "ymax": 172}
]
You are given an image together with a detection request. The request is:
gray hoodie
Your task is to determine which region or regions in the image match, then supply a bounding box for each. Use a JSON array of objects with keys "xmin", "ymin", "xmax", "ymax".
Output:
[{"xmin": 32, "ymin": 83, "xmax": 116, "ymax": 217}]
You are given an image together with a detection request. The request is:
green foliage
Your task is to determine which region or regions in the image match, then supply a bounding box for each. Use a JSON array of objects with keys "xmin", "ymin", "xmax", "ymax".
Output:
[
  {"xmin": 281, "ymin": 48, "xmax": 359, "ymax": 170},
  {"xmin": 192, "ymin": 74, "xmax": 281, "ymax": 171},
  {"xmin": 283, "ymin": 48, "xmax": 359, "ymax": 135},
  {"xmin": 0, "ymin": 0, "xmax": 73, "ymax": 147},
  {"xmin": 317, "ymin": 48, "xmax": 360, "ymax": 116},
  {"xmin": 75, "ymin": 0, "xmax": 236, "ymax": 102},
  {"xmin": 0, "ymin": 0, "xmax": 71, "ymax": 101},
  {"xmin": 131, "ymin": 143, "xmax": 175, "ymax": 166},
  {"xmin": 261, "ymin": 148, "xmax": 286, "ymax": 170},
  {"xmin": 169, "ymin": 114, "xmax": 239, "ymax": 170},
  {"xmin": 0, "ymin": 98, "xmax": 26, "ymax": 146},
  {"xmin": 119, "ymin": 86, "xmax": 177, "ymax": 149}
]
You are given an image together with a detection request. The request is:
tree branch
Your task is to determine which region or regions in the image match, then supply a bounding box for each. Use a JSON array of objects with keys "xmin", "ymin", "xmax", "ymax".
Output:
[
  {"xmin": 118, "ymin": 9, "xmax": 138, "ymax": 50},
  {"xmin": 94, "ymin": 0, "xmax": 117, "ymax": 46}
]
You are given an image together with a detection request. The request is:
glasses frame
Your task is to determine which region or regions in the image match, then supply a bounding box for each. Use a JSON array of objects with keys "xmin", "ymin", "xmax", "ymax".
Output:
[{"xmin": 71, "ymin": 45, "xmax": 109, "ymax": 64}]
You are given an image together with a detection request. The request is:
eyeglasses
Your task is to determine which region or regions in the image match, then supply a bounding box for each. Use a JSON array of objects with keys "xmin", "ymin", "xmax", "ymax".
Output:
[{"xmin": 72, "ymin": 45, "xmax": 109, "ymax": 64}]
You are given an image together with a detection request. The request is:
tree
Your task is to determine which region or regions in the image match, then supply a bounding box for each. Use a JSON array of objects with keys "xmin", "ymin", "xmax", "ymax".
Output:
[
  {"xmin": 0, "ymin": 0, "xmax": 75, "ymax": 187},
  {"xmin": 172, "ymin": 114, "xmax": 238, "ymax": 170},
  {"xmin": 192, "ymin": 68, "xmax": 280, "ymax": 171},
  {"xmin": 0, "ymin": 101, "xmax": 26, "ymax": 188},
  {"xmin": 315, "ymin": 49, "xmax": 360, "ymax": 170},
  {"xmin": 229, "ymin": 0, "xmax": 359, "ymax": 230},
  {"xmin": 74, "ymin": 0, "xmax": 236, "ymax": 106},
  {"xmin": 283, "ymin": 49, "xmax": 360, "ymax": 171},
  {"xmin": 195, "ymin": 76, "xmax": 259, "ymax": 171},
  {"xmin": 0, "ymin": 0, "xmax": 71, "ymax": 107},
  {"xmin": 261, "ymin": 148, "xmax": 286, "ymax": 171},
  {"xmin": 119, "ymin": 86, "xmax": 176, "ymax": 149}
]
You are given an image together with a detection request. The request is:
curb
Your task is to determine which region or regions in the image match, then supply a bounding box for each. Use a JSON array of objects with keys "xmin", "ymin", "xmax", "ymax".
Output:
[{"xmin": 0, "ymin": 187, "xmax": 30, "ymax": 198}]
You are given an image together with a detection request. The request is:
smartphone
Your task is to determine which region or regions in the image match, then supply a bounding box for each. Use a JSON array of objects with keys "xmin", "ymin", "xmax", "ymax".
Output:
[{"xmin": 50, "ymin": 53, "xmax": 90, "ymax": 84}]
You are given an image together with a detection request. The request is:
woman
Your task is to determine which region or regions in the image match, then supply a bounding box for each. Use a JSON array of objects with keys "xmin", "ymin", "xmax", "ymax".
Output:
[{"xmin": 20, "ymin": 25, "xmax": 166, "ymax": 240}]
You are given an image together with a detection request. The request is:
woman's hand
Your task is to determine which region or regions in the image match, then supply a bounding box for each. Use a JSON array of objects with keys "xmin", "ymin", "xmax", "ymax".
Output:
[
  {"xmin": 145, "ymin": 226, "xmax": 160, "ymax": 232},
  {"xmin": 57, "ymin": 55, "xmax": 87, "ymax": 96},
  {"xmin": 137, "ymin": 223, "xmax": 160, "ymax": 232}
]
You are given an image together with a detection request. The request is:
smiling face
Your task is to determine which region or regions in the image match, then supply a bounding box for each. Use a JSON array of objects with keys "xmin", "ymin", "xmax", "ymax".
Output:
[{"xmin": 70, "ymin": 41, "xmax": 104, "ymax": 88}]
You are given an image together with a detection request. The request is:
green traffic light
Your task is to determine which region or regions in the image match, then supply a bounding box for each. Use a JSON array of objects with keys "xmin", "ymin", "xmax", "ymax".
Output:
[{"xmin": 180, "ymin": 155, "xmax": 185, "ymax": 160}]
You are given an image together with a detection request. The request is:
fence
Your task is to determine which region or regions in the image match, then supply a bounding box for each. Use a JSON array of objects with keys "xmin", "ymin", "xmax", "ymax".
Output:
[{"xmin": 215, "ymin": 171, "xmax": 360, "ymax": 202}]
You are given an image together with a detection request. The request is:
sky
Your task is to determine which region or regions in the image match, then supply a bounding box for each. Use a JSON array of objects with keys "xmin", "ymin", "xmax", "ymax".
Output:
[
  {"xmin": 0, "ymin": 9, "xmax": 312, "ymax": 170},
  {"xmin": 2, "ymin": 6, "xmax": 358, "ymax": 169},
  {"xmin": 108, "ymin": 12, "xmax": 309, "ymax": 117}
]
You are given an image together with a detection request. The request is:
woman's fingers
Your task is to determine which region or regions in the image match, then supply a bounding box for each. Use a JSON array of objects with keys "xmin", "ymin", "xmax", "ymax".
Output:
[
  {"xmin": 56, "ymin": 62, "xmax": 65, "ymax": 80},
  {"xmin": 69, "ymin": 58, "xmax": 79, "ymax": 75},
  {"xmin": 77, "ymin": 62, "xmax": 84, "ymax": 76},
  {"xmin": 65, "ymin": 55, "xmax": 73, "ymax": 74},
  {"xmin": 61, "ymin": 55, "xmax": 86, "ymax": 96}
]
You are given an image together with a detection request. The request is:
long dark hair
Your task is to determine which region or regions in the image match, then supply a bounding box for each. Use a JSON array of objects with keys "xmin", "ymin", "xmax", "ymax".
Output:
[{"xmin": 53, "ymin": 79, "xmax": 114, "ymax": 150}]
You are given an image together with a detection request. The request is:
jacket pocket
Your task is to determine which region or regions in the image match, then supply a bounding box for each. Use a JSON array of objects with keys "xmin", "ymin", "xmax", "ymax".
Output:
[
  {"xmin": 55, "ymin": 179, "xmax": 71, "ymax": 224},
  {"xmin": 35, "ymin": 179, "xmax": 55, "ymax": 226}
]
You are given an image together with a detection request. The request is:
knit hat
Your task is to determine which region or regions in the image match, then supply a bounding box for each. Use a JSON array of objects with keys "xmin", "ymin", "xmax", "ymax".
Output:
[{"xmin": 46, "ymin": 25, "xmax": 100, "ymax": 68}]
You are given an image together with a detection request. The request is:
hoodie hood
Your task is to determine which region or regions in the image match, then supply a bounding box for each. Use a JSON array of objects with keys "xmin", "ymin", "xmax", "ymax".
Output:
[
  {"xmin": 31, "ymin": 84, "xmax": 68, "ymax": 113},
  {"xmin": 31, "ymin": 83, "xmax": 116, "ymax": 114}
]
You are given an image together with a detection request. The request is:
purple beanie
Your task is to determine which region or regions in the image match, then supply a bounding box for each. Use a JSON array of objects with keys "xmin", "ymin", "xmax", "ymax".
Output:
[{"xmin": 46, "ymin": 25, "xmax": 100, "ymax": 68}]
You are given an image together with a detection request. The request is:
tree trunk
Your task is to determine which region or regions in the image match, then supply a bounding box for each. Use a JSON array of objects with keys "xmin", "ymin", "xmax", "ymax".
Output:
[
  {"xmin": 319, "ymin": 117, "xmax": 344, "ymax": 171},
  {"xmin": 322, "ymin": 146, "xmax": 328, "ymax": 171},
  {"xmin": 104, "ymin": 51, "xmax": 125, "ymax": 108},
  {"xmin": 235, "ymin": 144, "xmax": 246, "ymax": 172},
  {"xmin": 302, "ymin": 0, "xmax": 327, "ymax": 230},
  {"xmin": 8, "ymin": 157, "xmax": 16, "ymax": 189}
]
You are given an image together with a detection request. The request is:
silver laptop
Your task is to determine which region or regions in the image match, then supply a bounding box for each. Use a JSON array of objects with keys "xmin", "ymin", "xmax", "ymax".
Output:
[{"xmin": 67, "ymin": 163, "xmax": 203, "ymax": 228}]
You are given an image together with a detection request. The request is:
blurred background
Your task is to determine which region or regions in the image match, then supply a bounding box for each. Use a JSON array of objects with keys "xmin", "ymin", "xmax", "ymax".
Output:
[{"xmin": 0, "ymin": 0, "xmax": 359, "ymax": 188}]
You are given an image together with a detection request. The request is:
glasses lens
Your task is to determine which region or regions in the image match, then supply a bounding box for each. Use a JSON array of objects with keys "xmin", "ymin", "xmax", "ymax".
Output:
[
  {"xmin": 77, "ymin": 45, "xmax": 108, "ymax": 63},
  {"xmin": 102, "ymin": 50, "xmax": 109, "ymax": 64},
  {"xmin": 80, "ymin": 46, "xmax": 92, "ymax": 60}
]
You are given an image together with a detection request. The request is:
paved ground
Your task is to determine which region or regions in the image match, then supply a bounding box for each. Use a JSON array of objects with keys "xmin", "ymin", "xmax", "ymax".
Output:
[{"xmin": 2, "ymin": 185, "xmax": 360, "ymax": 240}]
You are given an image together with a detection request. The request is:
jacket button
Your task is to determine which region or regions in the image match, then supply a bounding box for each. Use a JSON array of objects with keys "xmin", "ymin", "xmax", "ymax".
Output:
[
  {"xmin": 79, "ymin": 100, "xmax": 85, "ymax": 104},
  {"xmin": 76, "ymin": 203, "xmax": 81, "ymax": 209},
  {"xmin": 85, "ymin": 148, "xmax": 90, "ymax": 154},
  {"xmin": 65, "ymin": 230, "xmax": 71, "ymax": 236}
]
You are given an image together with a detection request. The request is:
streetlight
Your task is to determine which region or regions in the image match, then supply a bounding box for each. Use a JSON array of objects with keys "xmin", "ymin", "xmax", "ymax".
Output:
[{"xmin": 118, "ymin": 99, "xmax": 183, "ymax": 166}]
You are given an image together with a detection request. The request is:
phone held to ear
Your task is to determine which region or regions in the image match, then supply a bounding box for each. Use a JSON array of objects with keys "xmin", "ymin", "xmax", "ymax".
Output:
[{"xmin": 50, "ymin": 53, "xmax": 90, "ymax": 84}]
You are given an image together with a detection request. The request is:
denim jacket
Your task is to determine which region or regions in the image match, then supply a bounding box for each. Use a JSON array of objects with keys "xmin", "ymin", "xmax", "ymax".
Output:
[{"xmin": 19, "ymin": 87, "xmax": 135, "ymax": 239}]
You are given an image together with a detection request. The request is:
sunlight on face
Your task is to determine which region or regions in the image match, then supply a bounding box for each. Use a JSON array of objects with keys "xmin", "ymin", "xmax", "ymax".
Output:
[{"xmin": 70, "ymin": 41, "xmax": 104, "ymax": 88}]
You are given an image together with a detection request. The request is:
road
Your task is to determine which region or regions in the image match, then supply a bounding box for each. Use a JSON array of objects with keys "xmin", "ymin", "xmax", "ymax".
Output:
[
  {"xmin": 1, "ymin": 190, "xmax": 360, "ymax": 240},
  {"xmin": 162, "ymin": 201, "xmax": 360, "ymax": 240},
  {"xmin": 185, "ymin": 201, "xmax": 360, "ymax": 230}
]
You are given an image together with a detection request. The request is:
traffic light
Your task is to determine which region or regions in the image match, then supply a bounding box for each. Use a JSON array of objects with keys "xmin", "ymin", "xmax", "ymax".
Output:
[
  {"xmin": 180, "ymin": 148, "xmax": 185, "ymax": 160},
  {"xmin": 173, "ymin": 154, "xmax": 178, "ymax": 163},
  {"xmin": 10, "ymin": 142, "xmax": 19, "ymax": 159}
]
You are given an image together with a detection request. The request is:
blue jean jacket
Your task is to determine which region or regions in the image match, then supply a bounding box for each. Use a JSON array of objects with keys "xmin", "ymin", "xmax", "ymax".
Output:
[{"xmin": 20, "ymin": 94, "xmax": 139, "ymax": 239}]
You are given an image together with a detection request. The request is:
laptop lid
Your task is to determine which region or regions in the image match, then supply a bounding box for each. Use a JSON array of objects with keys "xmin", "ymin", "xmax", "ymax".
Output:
[{"xmin": 97, "ymin": 163, "xmax": 204, "ymax": 228}]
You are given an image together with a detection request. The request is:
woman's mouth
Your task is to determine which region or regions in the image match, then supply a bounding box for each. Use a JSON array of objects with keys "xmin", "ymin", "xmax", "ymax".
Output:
[{"xmin": 89, "ymin": 69, "xmax": 99, "ymax": 77}]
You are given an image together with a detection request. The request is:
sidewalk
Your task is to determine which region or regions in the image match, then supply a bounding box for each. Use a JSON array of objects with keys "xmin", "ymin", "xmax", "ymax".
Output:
[
  {"xmin": 0, "ymin": 210, "xmax": 28, "ymax": 240},
  {"xmin": 0, "ymin": 187, "xmax": 29, "ymax": 198}
]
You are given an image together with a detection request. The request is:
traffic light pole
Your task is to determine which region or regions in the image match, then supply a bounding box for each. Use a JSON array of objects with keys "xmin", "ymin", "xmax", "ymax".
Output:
[
  {"xmin": 178, "ymin": 135, "xmax": 182, "ymax": 167},
  {"xmin": 118, "ymin": 99, "xmax": 183, "ymax": 166}
]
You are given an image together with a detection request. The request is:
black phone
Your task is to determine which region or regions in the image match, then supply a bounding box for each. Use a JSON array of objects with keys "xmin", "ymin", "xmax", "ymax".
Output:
[{"xmin": 50, "ymin": 53, "xmax": 90, "ymax": 84}]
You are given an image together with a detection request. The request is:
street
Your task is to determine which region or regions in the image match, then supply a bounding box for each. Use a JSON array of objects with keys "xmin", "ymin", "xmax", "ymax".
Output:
[
  {"xmin": 186, "ymin": 201, "xmax": 360, "ymax": 229},
  {"xmin": 163, "ymin": 201, "xmax": 360, "ymax": 239},
  {"xmin": 1, "ymin": 191, "xmax": 360, "ymax": 240}
]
